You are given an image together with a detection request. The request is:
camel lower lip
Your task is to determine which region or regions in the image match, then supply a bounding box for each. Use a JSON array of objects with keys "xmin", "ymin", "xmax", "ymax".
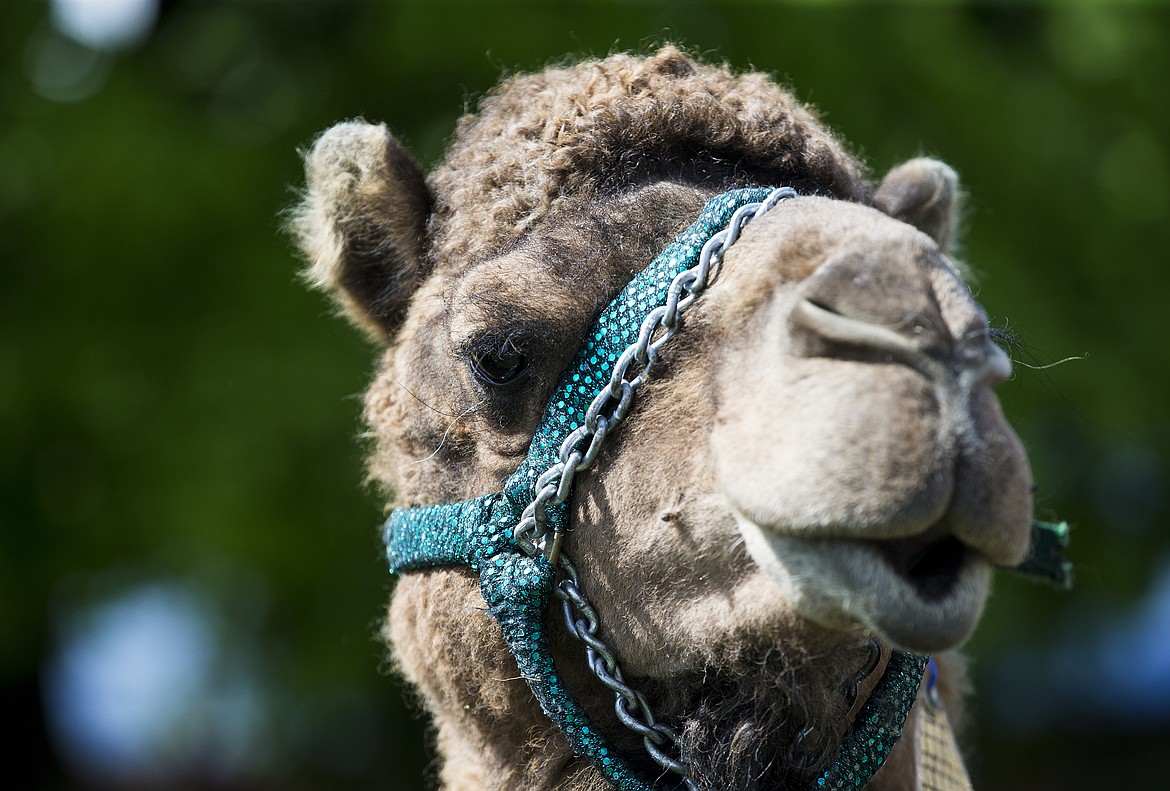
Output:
[{"xmin": 735, "ymin": 515, "xmax": 991, "ymax": 652}]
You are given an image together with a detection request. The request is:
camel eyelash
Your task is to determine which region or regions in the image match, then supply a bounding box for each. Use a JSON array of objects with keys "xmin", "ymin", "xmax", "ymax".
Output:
[{"xmin": 464, "ymin": 334, "xmax": 533, "ymax": 390}]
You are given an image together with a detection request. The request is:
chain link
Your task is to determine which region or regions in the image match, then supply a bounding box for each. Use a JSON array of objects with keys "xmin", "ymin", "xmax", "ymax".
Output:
[{"xmin": 511, "ymin": 187, "xmax": 796, "ymax": 788}]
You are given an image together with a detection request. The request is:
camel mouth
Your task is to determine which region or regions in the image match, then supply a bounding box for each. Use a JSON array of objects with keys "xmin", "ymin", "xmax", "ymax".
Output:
[
  {"xmin": 876, "ymin": 534, "xmax": 967, "ymax": 602},
  {"xmin": 734, "ymin": 515, "xmax": 991, "ymax": 652}
]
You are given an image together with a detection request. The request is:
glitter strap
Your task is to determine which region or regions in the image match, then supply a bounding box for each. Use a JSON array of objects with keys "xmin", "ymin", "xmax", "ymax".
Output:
[
  {"xmin": 815, "ymin": 652, "xmax": 929, "ymax": 789},
  {"xmin": 386, "ymin": 188, "xmax": 777, "ymax": 577}
]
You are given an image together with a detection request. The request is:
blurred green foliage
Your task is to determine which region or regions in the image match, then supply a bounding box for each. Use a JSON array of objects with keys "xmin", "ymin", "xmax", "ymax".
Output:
[{"xmin": 3, "ymin": 1, "xmax": 1168, "ymax": 789}]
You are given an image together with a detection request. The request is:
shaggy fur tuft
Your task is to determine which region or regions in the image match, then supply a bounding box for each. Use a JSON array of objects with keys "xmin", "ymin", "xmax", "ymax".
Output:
[{"xmin": 428, "ymin": 46, "xmax": 870, "ymax": 271}]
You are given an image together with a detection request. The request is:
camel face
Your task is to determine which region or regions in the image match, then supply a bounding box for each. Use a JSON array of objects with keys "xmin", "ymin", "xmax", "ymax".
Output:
[
  {"xmin": 494, "ymin": 192, "xmax": 1033, "ymax": 689},
  {"xmin": 292, "ymin": 48, "xmax": 1036, "ymax": 788}
]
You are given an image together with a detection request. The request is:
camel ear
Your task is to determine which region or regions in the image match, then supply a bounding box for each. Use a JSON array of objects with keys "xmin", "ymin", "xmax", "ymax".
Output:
[
  {"xmin": 874, "ymin": 157, "xmax": 962, "ymax": 253},
  {"xmin": 291, "ymin": 120, "xmax": 432, "ymax": 341}
]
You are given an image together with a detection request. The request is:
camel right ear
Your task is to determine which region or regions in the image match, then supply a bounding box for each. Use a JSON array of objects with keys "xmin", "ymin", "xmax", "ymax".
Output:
[
  {"xmin": 291, "ymin": 121, "xmax": 432, "ymax": 341},
  {"xmin": 874, "ymin": 157, "xmax": 962, "ymax": 254}
]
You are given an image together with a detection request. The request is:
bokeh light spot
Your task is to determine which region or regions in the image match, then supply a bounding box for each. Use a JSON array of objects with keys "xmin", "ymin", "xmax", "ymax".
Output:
[
  {"xmin": 43, "ymin": 576, "xmax": 270, "ymax": 785},
  {"xmin": 51, "ymin": 0, "xmax": 158, "ymax": 51}
]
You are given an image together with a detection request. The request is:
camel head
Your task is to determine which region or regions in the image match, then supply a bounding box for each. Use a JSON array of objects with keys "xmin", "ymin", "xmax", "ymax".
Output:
[{"xmin": 292, "ymin": 48, "xmax": 1035, "ymax": 790}]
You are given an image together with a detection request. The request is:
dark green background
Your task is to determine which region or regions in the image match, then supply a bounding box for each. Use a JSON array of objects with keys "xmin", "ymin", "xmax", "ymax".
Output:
[{"xmin": 4, "ymin": 1, "xmax": 1168, "ymax": 788}]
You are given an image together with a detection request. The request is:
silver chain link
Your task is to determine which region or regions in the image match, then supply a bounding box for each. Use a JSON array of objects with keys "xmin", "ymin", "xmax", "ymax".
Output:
[{"xmin": 513, "ymin": 187, "xmax": 797, "ymax": 787}]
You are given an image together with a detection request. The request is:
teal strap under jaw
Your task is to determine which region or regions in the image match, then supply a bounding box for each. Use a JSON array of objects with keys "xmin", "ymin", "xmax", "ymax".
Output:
[
  {"xmin": 382, "ymin": 188, "xmax": 1071, "ymax": 791},
  {"xmin": 815, "ymin": 651, "xmax": 928, "ymax": 789}
]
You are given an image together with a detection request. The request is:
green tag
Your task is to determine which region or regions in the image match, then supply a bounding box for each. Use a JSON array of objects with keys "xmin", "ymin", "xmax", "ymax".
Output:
[{"xmin": 1009, "ymin": 519, "xmax": 1073, "ymax": 590}]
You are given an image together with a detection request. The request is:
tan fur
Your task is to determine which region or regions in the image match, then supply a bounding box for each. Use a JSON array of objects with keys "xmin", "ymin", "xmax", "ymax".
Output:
[{"xmin": 293, "ymin": 47, "xmax": 1031, "ymax": 790}]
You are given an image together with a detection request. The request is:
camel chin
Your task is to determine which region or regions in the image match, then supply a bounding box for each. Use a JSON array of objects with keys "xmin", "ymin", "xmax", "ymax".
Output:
[{"xmin": 735, "ymin": 513, "xmax": 991, "ymax": 653}]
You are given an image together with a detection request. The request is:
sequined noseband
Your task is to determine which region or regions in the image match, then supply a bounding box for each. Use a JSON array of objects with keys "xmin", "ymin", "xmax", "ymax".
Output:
[{"xmin": 383, "ymin": 188, "xmax": 1071, "ymax": 790}]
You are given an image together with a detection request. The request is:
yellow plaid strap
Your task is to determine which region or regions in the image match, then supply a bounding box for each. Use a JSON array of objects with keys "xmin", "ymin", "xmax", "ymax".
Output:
[
  {"xmin": 917, "ymin": 700, "xmax": 972, "ymax": 790},
  {"xmin": 916, "ymin": 659, "xmax": 973, "ymax": 791}
]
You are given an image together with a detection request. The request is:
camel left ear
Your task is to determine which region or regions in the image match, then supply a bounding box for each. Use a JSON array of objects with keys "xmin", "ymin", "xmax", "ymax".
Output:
[
  {"xmin": 874, "ymin": 157, "xmax": 962, "ymax": 253},
  {"xmin": 290, "ymin": 121, "xmax": 433, "ymax": 343}
]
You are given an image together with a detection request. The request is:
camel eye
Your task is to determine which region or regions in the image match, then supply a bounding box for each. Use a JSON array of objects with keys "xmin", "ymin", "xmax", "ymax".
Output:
[{"xmin": 470, "ymin": 347, "xmax": 529, "ymax": 388}]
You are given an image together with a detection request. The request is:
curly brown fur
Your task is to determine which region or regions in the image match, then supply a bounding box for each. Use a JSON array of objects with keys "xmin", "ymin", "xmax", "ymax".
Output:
[
  {"xmin": 656, "ymin": 643, "xmax": 865, "ymax": 791},
  {"xmin": 428, "ymin": 47, "xmax": 870, "ymax": 272}
]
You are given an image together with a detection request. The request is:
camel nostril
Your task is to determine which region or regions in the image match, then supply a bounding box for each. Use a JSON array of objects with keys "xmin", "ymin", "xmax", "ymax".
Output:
[
  {"xmin": 785, "ymin": 247, "xmax": 962, "ymax": 372},
  {"xmin": 789, "ymin": 298, "xmax": 946, "ymax": 379}
]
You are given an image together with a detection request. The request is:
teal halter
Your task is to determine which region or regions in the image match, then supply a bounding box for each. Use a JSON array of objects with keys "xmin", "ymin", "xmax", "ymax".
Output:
[{"xmin": 384, "ymin": 188, "xmax": 1071, "ymax": 790}]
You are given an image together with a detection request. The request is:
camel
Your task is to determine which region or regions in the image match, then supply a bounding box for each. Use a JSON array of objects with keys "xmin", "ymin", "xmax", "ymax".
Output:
[{"xmin": 290, "ymin": 47, "xmax": 1065, "ymax": 791}]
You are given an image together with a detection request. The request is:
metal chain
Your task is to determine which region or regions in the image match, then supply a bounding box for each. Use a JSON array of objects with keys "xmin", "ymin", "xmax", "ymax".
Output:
[
  {"xmin": 512, "ymin": 186, "xmax": 798, "ymax": 559},
  {"xmin": 555, "ymin": 557, "xmax": 699, "ymax": 791},
  {"xmin": 510, "ymin": 187, "xmax": 796, "ymax": 788}
]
